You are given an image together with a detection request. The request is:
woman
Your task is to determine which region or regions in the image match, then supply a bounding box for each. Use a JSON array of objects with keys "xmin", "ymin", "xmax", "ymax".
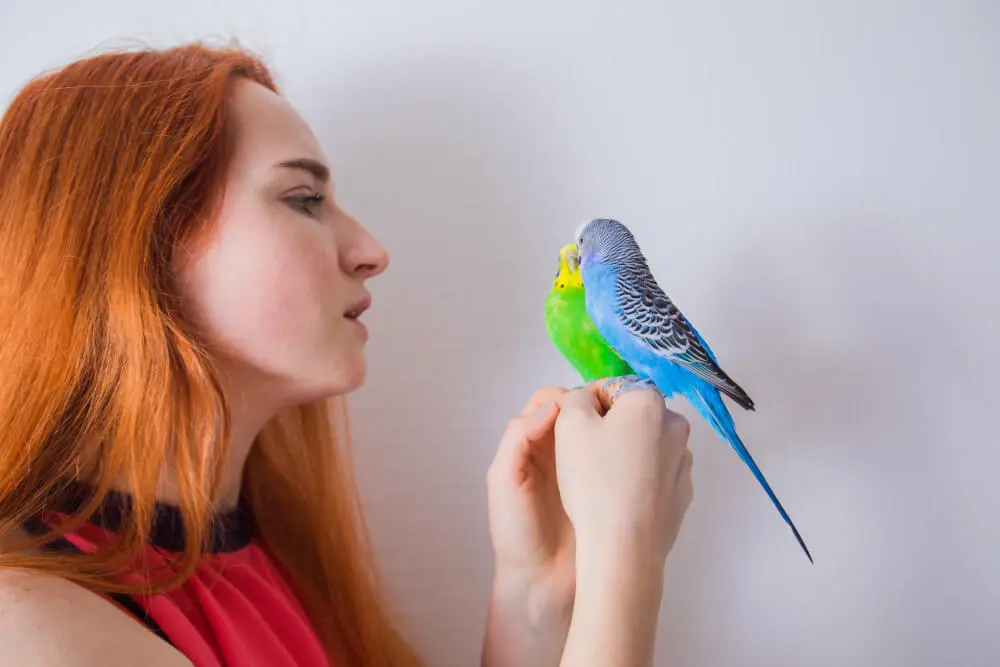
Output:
[{"xmin": 0, "ymin": 44, "xmax": 694, "ymax": 667}]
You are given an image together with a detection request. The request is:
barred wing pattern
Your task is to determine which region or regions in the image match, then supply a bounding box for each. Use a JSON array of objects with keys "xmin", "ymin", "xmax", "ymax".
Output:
[{"xmin": 615, "ymin": 264, "xmax": 755, "ymax": 411}]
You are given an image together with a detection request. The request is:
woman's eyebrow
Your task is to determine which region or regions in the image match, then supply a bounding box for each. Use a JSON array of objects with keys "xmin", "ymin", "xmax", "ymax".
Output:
[{"xmin": 274, "ymin": 158, "xmax": 330, "ymax": 183}]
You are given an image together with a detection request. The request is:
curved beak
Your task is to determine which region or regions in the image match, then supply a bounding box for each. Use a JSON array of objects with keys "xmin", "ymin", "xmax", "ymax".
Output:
[{"xmin": 559, "ymin": 243, "xmax": 580, "ymax": 272}]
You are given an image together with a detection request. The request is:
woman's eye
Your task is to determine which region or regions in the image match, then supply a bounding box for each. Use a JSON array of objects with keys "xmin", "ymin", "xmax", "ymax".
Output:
[{"xmin": 287, "ymin": 193, "xmax": 325, "ymax": 217}]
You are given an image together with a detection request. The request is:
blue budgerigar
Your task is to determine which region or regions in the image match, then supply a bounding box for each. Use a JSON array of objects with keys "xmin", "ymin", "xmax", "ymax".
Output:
[{"xmin": 573, "ymin": 217, "xmax": 812, "ymax": 562}]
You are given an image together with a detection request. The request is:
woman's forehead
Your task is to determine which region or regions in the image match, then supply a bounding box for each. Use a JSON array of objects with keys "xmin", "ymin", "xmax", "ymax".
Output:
[{"xmin": 228, "ymin": 79, "xmax": 326, "ymax": 169}]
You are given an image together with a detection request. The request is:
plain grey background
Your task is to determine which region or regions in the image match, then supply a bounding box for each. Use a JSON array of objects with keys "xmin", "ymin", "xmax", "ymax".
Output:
[{"xmin": 2, "ymin": 1, "xmax": 997, "ymax": 665}]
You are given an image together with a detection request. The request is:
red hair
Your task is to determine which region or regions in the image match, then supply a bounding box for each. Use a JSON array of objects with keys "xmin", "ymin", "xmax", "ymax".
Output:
[{"xmin": 0, "ymin": 43, "xmax": 421, "ymax": 667}]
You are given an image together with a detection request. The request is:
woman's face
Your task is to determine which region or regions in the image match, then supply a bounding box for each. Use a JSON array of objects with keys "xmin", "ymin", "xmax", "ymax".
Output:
[{"xmin": 173, "ymin": 78, "xmax": 388, "ymax": 406}]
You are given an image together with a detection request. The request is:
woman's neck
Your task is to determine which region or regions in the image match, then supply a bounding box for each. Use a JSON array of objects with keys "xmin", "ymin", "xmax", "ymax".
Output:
[{"xmin": 119, "ymin": 374, "xmax": 284, "ymax": 511}]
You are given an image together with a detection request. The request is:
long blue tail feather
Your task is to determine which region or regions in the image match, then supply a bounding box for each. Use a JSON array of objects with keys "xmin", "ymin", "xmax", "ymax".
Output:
[{"xmin": 684, "ymin": 382, "xmax": 813, "ymax": 563}]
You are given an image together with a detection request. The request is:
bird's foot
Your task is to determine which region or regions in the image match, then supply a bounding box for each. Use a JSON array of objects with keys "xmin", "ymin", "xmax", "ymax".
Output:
[{"xmin": 601, "ymin": 374, "xmax": 661, "ymax": 406}]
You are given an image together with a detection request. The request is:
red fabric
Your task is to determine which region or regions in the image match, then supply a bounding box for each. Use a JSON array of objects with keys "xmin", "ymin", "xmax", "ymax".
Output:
[{"xmin": 56, "ymin": 519, "xmax": 332, "ymax": 667}]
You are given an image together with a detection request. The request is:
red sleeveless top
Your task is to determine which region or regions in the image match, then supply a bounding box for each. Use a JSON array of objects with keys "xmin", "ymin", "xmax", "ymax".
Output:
[{"xmin": 23, "ymin": 488, "xmax": 332, "ymax": 667}]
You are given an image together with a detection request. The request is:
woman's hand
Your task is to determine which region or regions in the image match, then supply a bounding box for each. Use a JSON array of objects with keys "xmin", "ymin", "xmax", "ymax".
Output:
[
  {"xmin": 555, "ymin": 384, "xmax": 693, "ymax": 571},
  {"xmin": 483, "ymin": 386, "xmax": 576, "ymax": 667},
  {"xmin": 482, "ymin": 381, "xmax": 695, "ymax": 667},
  {"xmin": 486, "ymin": 386, "xmax": 575, "ymax": 592},
  {"xmin": 555, "ymin": 383, "xmax": 694, "ymax": 667}
]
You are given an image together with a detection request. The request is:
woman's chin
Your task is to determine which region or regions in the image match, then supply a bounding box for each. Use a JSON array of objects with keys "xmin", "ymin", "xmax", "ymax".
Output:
[
  {"xmin": 235, "ymin": 349, "xmax": 368, "ymax": 409},
  {"xmin": 299, "ymin": 356, "xmax": 367, "ymax": 401}
]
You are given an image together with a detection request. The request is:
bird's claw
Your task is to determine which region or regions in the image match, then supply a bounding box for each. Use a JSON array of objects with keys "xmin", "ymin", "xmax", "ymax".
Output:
[{"xmin": 602, "ymin": 375, "xmax": 661, "ymax": 406}]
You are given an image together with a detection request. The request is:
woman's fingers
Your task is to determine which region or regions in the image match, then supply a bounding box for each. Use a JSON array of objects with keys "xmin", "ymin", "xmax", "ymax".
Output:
[
  {"xmin": 521, "ymin": 380, "xmax": 616, "ymax": 419},
  {"xmin": 490, "ymin": 400, "xmax": 559, "ymax": 485},
  {"xmin": 557, "ymin": 385, "xmax": 607, "ymax": 423},
  {"xmin": 521, "ymin": 386, "xmax": 569, "ymax": 415}
]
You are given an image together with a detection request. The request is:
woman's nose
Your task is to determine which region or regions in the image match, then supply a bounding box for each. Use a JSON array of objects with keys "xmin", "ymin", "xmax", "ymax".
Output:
[{"xmin": 341, "ymin": 212, "xmax": 389, "ymax": 278}]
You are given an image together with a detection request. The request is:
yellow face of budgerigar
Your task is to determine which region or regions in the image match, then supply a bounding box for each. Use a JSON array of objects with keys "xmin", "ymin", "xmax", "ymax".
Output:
[{"xmin": 552, "ymin": 243, "xmax": 584, "ymax": 290}]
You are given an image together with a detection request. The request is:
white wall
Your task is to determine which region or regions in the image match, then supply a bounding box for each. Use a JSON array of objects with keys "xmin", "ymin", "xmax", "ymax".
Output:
[{"xmin": 3, "ymin": 2, "xmax": 998, "ymax": 665}]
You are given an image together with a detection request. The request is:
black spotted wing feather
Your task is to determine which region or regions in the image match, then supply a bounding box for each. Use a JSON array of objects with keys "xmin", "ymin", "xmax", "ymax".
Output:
[{"xmin": 615, "ymin": 266, "xmax": 755, "ymax": 411}]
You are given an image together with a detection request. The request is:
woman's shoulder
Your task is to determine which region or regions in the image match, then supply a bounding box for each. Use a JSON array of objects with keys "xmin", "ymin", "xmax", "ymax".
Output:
[{"xmin": 0, "ymin": 535, "xmax": 192, "ymax": 667}]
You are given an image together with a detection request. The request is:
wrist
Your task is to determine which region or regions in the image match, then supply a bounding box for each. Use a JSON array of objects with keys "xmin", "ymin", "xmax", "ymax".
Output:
[
  {"xmin": 576, "ymin": 553, "xmax": 665, "ymax": 615},
  {"xmin": 491, "ymin": 565, "xmax": 575, "ymax": 629},
  {"xmin": 483, "ymin": 566, "xmax": 575, "ymax": 667},
  {"xmin": 575, "ymin": 522, "xmax": 668, "ymax": 584},
  {"xmin": 561, "ymin": 541, "xmax": 666, "ymax": 667}
]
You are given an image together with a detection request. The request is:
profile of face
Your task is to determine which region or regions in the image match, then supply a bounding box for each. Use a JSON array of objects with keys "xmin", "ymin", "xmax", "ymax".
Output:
[{"xmin": 172, "ymin": 78, "xmax": 388, "ymax": 408}]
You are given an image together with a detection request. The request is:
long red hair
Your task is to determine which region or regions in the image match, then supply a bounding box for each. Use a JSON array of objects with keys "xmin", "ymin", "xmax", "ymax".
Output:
[{"xmin": 0, "ymin": 43, "xmax": 421, "ymax": 667}]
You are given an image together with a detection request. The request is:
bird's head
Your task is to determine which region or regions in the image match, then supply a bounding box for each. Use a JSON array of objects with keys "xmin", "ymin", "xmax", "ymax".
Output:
[
  {"xmin": 552, "ymin": 243, "xmax": 583, "ymax": 289},
  {"xmin": 575, "ymin": 217, "xmax": 639, "ymax": 268}
]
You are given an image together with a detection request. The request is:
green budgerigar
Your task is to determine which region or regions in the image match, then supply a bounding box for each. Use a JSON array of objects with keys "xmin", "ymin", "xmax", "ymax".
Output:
[{"xmin": 545, "ymin": 243, "xmax": 634, "ymax": 382}]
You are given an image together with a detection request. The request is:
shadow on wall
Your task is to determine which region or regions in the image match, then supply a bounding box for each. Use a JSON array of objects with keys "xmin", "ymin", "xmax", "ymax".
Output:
[{"xmin": 297, "ymin": 52, "xmax": 581, "ymax": 665}]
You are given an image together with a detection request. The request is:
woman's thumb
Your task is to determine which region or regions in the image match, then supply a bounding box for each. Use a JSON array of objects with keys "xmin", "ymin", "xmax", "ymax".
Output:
[
  {"xmin": 522, "ymin": 401, "xmax": 558, "ymax": 437},
  {"xmin": 489, "ymin": 401, "xmax": 559, "ymax": 485}
]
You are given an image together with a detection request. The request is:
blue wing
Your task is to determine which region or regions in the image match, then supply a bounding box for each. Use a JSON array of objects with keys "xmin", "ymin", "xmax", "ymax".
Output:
[{"xmin": 613, "ymin": 264, "xmax": 755, "ymax": 411}]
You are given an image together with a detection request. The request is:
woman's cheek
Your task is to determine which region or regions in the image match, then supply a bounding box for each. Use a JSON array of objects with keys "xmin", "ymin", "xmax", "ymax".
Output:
[
  {"xmin": 248, "ymin": 233, "xmax": 339, "ymax": 348},
  {"xmin": 178, "ymin": 220, "xmax": 326, "ymax": 358}
]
